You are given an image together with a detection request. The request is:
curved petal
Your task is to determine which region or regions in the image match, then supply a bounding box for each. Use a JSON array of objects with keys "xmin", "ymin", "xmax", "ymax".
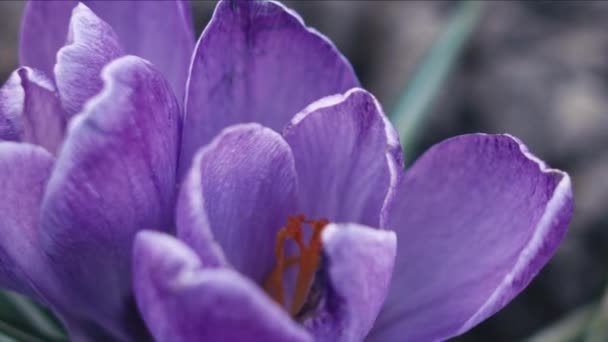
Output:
[
  {"xmin": 21, "ymin": 0, "xmax": 194, "ymax": 101},
  {"xmin": 0, "ymin": 73, "xmax": 21, "ymax": 141},
  {"xmin": 39, "ymin": 56, "xmax": 180, "ymax": 340},
  {"xmin": 283, "ymin": 89, "xmax": 403, "ymax": 226},
  {"xmin": 0, "ymin": 142, "xmax": 54, "ymax": 301},
  {"xmin": 54, "ymin": 3, "xmax": 124, "ymax": 117},
  {"xmin": 81, "ymin": 0, "xmax": 194, "ymax": 103},
  {"xmin": 177, "ymin": 123, "xmax": 298, "ymax": 284},
  {"xmin": 180, "ymin": 0, "xmax": 360, "ymax": 178},
  {"xmin": 19, "ymin": 0, "xmax": 76, "ymax": 77},
  {"xmin": 300, "ymin": 223, "xmax": 396, "ymax": 342},
  {"xmin": 369, "ymin": 134, "xmax": 573, "ymax": 342},
  {"xmin": 0, "ymin": 67, "xmax": 66, "ymax": 154},
  {"xmin": 133, "ymin": 231, "xmax": 312, "ymax": 342}
]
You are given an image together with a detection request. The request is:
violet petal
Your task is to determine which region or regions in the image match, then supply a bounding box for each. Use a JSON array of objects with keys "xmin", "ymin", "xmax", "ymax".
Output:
[
  {"xmin": 19, "ymin": 0, "xmax": 75, "ymax": 77},
  {"xmin": 21, "ymin": 0, "xmax": 194, "ymax": 101},
  {"xmin": 54, "ymin": 3, "xmax": 124, "ymax": 117},
  {"xmin": 133, "ymin": 231, "xmax": 312, "ymax": 342},
  {"xmin": 39, "ymin": 55, "xmax": 180, "ymax": 340},
  {"xmin": 74, "ymin": 0, "xmax": 194, "ymax": 103},
  {"xmin": 302, "ymin": 223, "xmax": 396, "ymax": 342},
  {"xmin": 0, "ymin": 142, "xmax": 54, "ymax": 302},
  {"xmin": 177, "ymin": 123, "xmax": 298, "ymax": 284},
  {"xmin": 283, "ymin": 89, "xmax": 402, "ymax": 226},
  {"xmin": 179, "ymin": 0, "xmax": 359, "ymax": 178},
  {"xmin": 369, "ymin": 134, "xmax": 573, "ymax": 341},
  {"xmin": 0, "ymin": 67, "xmax": 66, "ymax": 154}
]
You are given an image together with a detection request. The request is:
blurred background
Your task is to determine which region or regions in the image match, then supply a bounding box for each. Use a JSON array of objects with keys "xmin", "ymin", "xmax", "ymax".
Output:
[{"xmin": 1, "ymin": 0, "xmax": 607, "ymax": 341}]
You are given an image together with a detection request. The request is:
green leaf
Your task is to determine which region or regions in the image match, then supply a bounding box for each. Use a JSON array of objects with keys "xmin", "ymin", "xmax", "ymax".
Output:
[
  {"xmin": 0, "ymin": 320, "xmax": 47, "ymax": 342},
  {"xmin": 524, "ymin": 304, "xmax": 596, "ymax": 342},
  {"xmin": 0, "ymin": 330, "xmax": 18, "ymax": 342},
  {"xmin": 524, "ymin": 281, "xmax": 608, "ymax": 342},
  {"xmin": 0, "ymin": 291, "xmax": 65, "ymax": 341},
  {"xmin": 583, "ymin": 286, "xmax": 608, "ymax": 342},
  {"xmin": 389, "ymin": 0, "xmax": 483, "ymax": 163}
]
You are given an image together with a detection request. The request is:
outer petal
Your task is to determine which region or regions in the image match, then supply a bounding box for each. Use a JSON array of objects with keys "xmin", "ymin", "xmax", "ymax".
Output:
[
  {"xmin": 39, "ymin": 56, "xmax": 180, "ymax": 340},
  {"xmin": 81, "ymin": 0, "xmax": 194, "ymax": 103},
  {"xmin": 300, "ymin": 223, "xmax": 396, "ymax": 342},
  {"xmin": 133, "ymin": 231, "xmax": 312, "ymax": 342},
  {"xmin": 20, "ymin": 0, "xmax": 194, "ymax": 101},
  {"xmin": 283, "ymin": 89, "xmax": 403, "ymax": 226},
  {"xmin": 0, "ymin": 142, "xmax": 54, "ymax": 301},
  {"xmin": 19, "ymin": 0, "xmax": 75, "ymax": 77},
  {"xmin": 177, "ymin": 123, "xmax": 298, "ymax": 284},
  {"xmin": 180, "ymin": 0, "xmax": 360, "ymax": 177},
  {"xmin": 369, "ymin": 134, "xmax": 573, "ymax": 342},
  {"xmin": 0, "ymin": 68, "xmax": 66, "ymax": 154},
  {"xmin": 54, "ymin": 3, "xmax": 124, "ymax": 117}
]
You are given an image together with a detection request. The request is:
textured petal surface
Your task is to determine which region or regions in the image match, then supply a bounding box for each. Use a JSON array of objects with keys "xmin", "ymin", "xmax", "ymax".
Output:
[
  {"xmin": 133, "ymin": 231, "xmax": 312, "ymax": 342},
  {"xmin": 301, "ymin": 223, "xmax": 396, "ymax": 342},
  {"xmin": 54, "ymin": 3, "xmax": 124, "ymax": 117},
  {"xmin": 21, "ymin": 0, "xmax": 194, "ymax": 101},
  {"xmin": 19, "ymin": 0, "xmax": 75, "ymax": 77},
  {"xmin": 0, "ymin": 68, "xmax": 66, "ymax": 154},
  {"xmin": 81, "ymin": 0, "xmax": 194, "ymax": 103},
  {"xmin": 0, "ymin": 74, "xmax": 21, "ymax": 141},
  {"xmin": 39, "ymin": 56, "xmax": 180, "ymax": 340},
  {"xmin": 0, "ymin": 142, "xmax": 54, "ymax": 301},
  {"xmin": 283, "ymin": 89, "xmax": 402, "ymax": 226},
  {"xmin": 180, "ymin": 0, "xmax": 359, "ymax": 177},
  {"xmin": 177, "ymin": 123, "xmax": 298, "ymax": 283},
  {"xmin": 369, "ymin": 134, "xmax": 573, "ymax": 342}
]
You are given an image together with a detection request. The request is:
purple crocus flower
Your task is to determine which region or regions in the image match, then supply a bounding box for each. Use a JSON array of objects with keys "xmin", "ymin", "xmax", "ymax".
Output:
[
  {"xmin": 0, "ymin": 0, "xmax": 573, "ymax": 342},
  {"xmin": 0, "ymin": 1, "xmax": 193, "ymax": 340}
]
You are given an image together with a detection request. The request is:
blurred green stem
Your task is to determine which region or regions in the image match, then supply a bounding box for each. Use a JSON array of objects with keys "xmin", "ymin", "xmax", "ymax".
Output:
[
  {"xmin": 0, "ymin": 292, "xmax": 65, "ymax": 341},
  {"xmin": 0, "ymin": 320, "xmax": 46, "ymax": 342},
  {"xmin": 525, "ymin": 281, "xmax": 608, "ymax": 342},
  {"xmin": 389, "ymin": 0, "xmax": 483, "ymax": 163},
  {"xmin": 583, "ymin": 285, "xmax": 608, "ymax": 342},
  {"xmin": 525, "ymin": 304, "xmax": 597, "ymax": 342}
]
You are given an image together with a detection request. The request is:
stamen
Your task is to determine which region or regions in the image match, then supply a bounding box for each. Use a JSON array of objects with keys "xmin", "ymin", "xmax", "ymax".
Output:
[{"xmin": 264, "ymin": 214, "xmax": 329, "ymax": 316}]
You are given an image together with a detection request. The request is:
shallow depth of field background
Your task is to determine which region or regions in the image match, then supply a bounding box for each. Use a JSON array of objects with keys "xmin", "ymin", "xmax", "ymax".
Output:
[{"xmin": 1, "ymin": 1, "xmax": 607, "ymax": 341}]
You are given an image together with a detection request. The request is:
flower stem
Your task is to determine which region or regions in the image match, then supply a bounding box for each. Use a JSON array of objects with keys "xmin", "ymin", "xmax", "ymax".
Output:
[
  {"xmin": 389, "ymin": 0, "xmax": 483, "ymax": 164},
  {"xmin": 0, "ymin": 291, "xmax": 65, "ymax": 341}
]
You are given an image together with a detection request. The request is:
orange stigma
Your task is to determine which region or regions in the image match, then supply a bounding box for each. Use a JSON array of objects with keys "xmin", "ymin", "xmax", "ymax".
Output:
[{"xmin": 264, "ymin": 214, "xmax": 329, "ymax": 316}]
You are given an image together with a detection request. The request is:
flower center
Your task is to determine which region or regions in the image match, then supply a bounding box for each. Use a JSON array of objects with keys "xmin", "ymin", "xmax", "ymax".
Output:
[{"xmin": 264, "ymin": 214, "xmax": 329, "ymax": 316}]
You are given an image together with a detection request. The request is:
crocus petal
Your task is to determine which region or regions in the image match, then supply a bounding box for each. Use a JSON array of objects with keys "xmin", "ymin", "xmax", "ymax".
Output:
[
  {"xmin": 177, "ymin": 123, "xmax": 298, "ymax": 283},
  {"xmin": 369, "ymin": 134, "xmax": 573, "ymax": 342},
  {"xmin": 0, "ymin": 68, "xmax": 66, "ymax": 154},
  {"xmin": 21, "ymin": 0, "xmax": 194, "ymax": 101},
  {"xmin": 0, "ymin": 71, "xmax": 26, "ymax": 142},
  {"xmin": 0, "ymin": 142, "xmax": 54, "ymax": 301},
  {"xmin": 180, "ymin": 0, "xmax": 360, "ymax": 177},
  {"xmin": 39, "ymin": 55, "xmax": 180, "ymax": 340},
  {"xmin": 283, "ymin": 88, "xmax": 402, "ymax": 226},
  {"xmin": 19, "ymin": 0, "xmax": 75, "ymax": 77},
  {"xmin": 80, "ymin": 0, "xmax": 194, "ymax": 103},
  {"xmin": 300, "ymin": 223, "xmax": 396, "ymax": 342},
  {"xmin": 133, "ymin": 231, "xmax": 312, "ymax": 342},
  {"xmin": 54, "ymin": 3, "xmax": 124, "ymax": 117}
]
